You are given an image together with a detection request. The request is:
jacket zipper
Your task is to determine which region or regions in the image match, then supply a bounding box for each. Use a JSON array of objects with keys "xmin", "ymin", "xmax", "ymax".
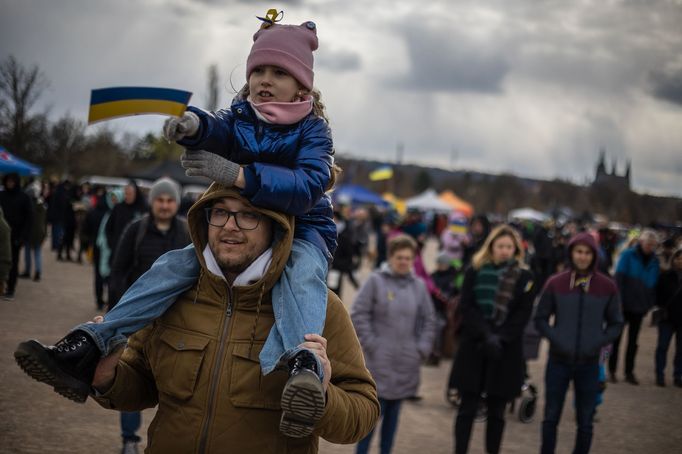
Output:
[
  {"xmin": 198, "ymin": 286, "xmax": 234, "ymax": 454},
  {"xmin": 574, "ymin": 290, "xmax": 584, "ymax": 363}
]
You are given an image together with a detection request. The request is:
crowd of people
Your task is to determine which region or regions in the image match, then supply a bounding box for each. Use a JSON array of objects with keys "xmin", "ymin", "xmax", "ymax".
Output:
[
  {"xmin": 335, "ymin": 204, "xmax": 681, "ymax": 453},
  {"xmin": 3, "ymin": 172, "xmax": 680, "ymax": 453},
  {"xmin": 3, "ymin": 9, "xmax": 681, "ymax": 454}
]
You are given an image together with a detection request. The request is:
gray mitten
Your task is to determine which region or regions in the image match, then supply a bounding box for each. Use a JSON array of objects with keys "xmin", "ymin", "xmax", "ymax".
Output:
[
  {"xmin": 163, "ymin": 111, "xmax": 200, "ymax": 142},
  {"xmin": 181, "ymin": 150, "xmax": 241, "ymax": 187}
]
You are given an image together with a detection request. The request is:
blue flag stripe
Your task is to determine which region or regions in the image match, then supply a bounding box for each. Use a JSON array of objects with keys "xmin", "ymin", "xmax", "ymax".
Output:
[{"xmin": 90, "ymin": 87, "xmax": 192, "ymax": 105}]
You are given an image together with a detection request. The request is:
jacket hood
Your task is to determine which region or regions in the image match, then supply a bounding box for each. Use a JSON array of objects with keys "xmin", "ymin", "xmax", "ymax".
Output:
[
  {"xmin": 567, "ymin": 232, "xmax": 598, "ymax": 272},
  {"xmin": 186, "ymin": 183, "xmax": 294, "ymax": 293}
]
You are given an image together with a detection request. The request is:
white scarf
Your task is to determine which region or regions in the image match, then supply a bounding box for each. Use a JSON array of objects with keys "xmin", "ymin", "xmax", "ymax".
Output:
[{"xmin": 202, "ymin": 245, "xmax": 273, "ymax": 286}]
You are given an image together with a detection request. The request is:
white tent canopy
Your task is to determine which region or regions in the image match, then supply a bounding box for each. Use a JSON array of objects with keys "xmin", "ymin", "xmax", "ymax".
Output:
[
  {"xmin": 508, "ymin": 207, "xmax": 549, "ymax": 222},
  {"xmin": 405, "ymin": 189, "xmax": 453, "ymax": 213}
]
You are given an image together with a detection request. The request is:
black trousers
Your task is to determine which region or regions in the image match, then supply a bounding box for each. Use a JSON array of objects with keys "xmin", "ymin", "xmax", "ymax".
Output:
[
  {"xmin": 609, "ymin": 310, "xmax": 644, "ymax": 376},
  {"xmin": 454, "ymin": 392, "xmax": 506, "ymax": 454},
  {"xmin": 7, "ymin": 241, "xmax": 21, "ymax": 294}
]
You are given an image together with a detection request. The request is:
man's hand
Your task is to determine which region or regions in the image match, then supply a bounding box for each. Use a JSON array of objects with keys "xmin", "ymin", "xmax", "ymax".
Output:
[
  {"xmin": 181, "ymin": 150, "xmax": 243, "ymax": 188},
  {"xmin": 299, "ymin": 334, "xmax": 332, "ymax": 393},
  {"xmin": 163, "ymin": 111, "xmax": 200, "ymax": 142},
  {"xmin": 88, "ymin": 315, "xmax": 124, "ymax": 393}
]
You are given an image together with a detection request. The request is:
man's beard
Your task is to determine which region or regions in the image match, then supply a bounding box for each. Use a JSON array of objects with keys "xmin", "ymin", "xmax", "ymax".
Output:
[{"xmin": 216, "ymin": 256, "xmax": 251, "ymax": 275}]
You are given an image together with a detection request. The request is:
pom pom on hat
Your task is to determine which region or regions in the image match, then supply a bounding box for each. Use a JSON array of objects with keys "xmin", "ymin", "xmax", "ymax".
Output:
[{"xmin": 246, "ymin": 17, "xmax": 319, "ymax": 90}]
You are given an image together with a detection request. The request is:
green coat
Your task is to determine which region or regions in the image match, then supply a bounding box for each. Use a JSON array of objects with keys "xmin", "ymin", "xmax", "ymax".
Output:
[{"xmin": 94, "ymin": 184, "xmax": 380, "ymax": 453}]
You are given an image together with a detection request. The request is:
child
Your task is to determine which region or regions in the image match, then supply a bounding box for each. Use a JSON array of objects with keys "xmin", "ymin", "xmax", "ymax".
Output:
[{"xmin": 15, "ymin": 11, "xmax": 336, "ymax": 439}]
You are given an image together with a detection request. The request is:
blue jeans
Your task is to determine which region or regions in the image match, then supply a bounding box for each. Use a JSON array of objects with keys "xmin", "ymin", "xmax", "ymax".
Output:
[
  {"xmin": 356, "ymin": 398, "xmax": 403, "ymax": 454},
  {"xmin": 23, "ymin": 245, "xmax": 42, "ymax": 274},
  {"xmin": 77, "ymin": 245, "xmax": 199, "ymax": 354},
  {"xmin": 259, "ymin": 239, "xmax": 327, "ymax": 377},
  {"xmin": 77, "ymin": 240, "xmax": 328, "ymax": 378},
  {"xmin": 120, "ymin": 411, "xmax": 141, "ymax": 442},
  {"xmin": 655, "ymin": 321, "xmax": 682, "ymax": 380},
  {"xmin": 541, "ymin": 358, "xmax": 599, "ymax": 454}
]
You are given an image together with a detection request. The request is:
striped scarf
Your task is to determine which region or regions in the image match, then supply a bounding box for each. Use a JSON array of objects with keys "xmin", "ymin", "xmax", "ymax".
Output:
[
  {"xmin": 474, "ymin": 261, "xmax": 521, "ymax": 325},
  {"xmin": 474, "ymin": 263, "xmax": 504, "ymax": 319}
]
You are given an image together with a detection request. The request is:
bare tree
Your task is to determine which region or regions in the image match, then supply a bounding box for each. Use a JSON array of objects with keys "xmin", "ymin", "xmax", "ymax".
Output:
[
  {"xmin": 0, "ymin": 55, "xmax": 49, "ymax": 160},
  {"xmin": 206, "ymin": 64, "xmax": 220, "ymax": 111},
  {"xmin": 47, "ymin": 114, "xmax": 86, "ymax": 178}
]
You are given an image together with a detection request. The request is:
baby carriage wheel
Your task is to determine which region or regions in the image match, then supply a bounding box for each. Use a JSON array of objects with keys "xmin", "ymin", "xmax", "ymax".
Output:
[{"xmin": 518, "ymin": 383, "xmax": 538, "ymax": 423}]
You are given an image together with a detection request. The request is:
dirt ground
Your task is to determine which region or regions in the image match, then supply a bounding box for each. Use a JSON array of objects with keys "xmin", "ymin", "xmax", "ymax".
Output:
[{"xmin": 1, "ymin": 241, "xmax": 681, "ymax": 454}]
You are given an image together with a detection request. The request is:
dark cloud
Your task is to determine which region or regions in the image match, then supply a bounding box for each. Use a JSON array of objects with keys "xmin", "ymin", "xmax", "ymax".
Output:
[
  {"xmin": 316, "ymin": 48, "xmax": 361, "ymax": 72},
  {"xmin": 649, "ymin": 66, "xmax": 682, "ymax": 107},
  {"xmin": 393, "ymin": 23, "xmax": 510, "ymax": 93}
]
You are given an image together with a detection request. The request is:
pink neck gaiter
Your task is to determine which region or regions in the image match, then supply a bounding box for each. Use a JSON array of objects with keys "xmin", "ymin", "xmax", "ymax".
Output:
[{"xmin": 248, "ymin": 96, "xmax": 313, "ymax": 125}]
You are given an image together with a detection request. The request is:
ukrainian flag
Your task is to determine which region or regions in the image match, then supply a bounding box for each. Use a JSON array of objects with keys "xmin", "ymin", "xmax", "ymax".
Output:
[
  {"xmin": 369, "ymin": 165, "xmax": 393, "ymax": 181},
  {"xmin": 88, "ymin": 87, "xmax": 192, "ymax": 124}
]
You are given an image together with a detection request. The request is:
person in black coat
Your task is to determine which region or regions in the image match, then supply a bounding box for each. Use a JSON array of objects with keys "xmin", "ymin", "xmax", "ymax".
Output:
[
  {"xmin": 451, "ymin": 225, "xmax": 535, "ymax": 454},
  {"xmin": 655, "ymin": 246, "xmax": 682, "ymax": 387},
  {"xmin": 104, "ymin": 181, "xmax": 147, "ymax": 258},
  {"xmin": 0, "ymin": 173, "xmax": 33, "ymax": 299},
  {"xmin": 328, "ymin": 209, "xmax": 356, "ymax": 298}
]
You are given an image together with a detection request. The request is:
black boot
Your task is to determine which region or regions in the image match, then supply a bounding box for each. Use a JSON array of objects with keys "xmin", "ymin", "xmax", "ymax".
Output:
[
  {"xmin": 33, "ymin": 271, "xmax": 41, "ymax": 282},
  {"xmin": 279, "ymin": 350, "xmax": 326, "ymax": 438},
  {"xmin": 14, "ymin": 330, "xmax": 101, "ymax": 403}
]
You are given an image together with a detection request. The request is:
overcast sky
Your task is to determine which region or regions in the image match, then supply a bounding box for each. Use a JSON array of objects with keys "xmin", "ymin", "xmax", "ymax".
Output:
[{"xmin": 2, "ymin": 0, "xmax": 682, "ymax": 196}]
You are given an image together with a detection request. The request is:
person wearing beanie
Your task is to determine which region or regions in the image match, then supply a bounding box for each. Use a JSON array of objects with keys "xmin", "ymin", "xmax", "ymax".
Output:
[
  {"xmin": 654, "ymin": 246, "xmax": 682, "ymax": 387},
  {"xmin": 14, "ymin": 9, "xmax": 345, "ymax": 443},
  {"xmin": 148, "ymin": 177, "xmax": 181, "ymax": 207},
  {"xmin": 535, "ymin": 232, "xmax": 624, "ymax": 454}
]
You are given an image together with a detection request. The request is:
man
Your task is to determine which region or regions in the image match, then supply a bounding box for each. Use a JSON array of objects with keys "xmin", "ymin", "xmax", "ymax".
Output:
[
  {"xmin": 109, "ymin": 177, "xmax": 189, "ymax": 308},
  {"xmin": 104, "ymin": 177, "xmax": 190, "ymax": 453},
  {"xmin": 0, "ymin": 173, "xmax": 33, "ymax": 300},
  {"xmin": 90, "ymin": 184, "xmax": 379, "ymax": 453},
  {"xmin": 535, "ymin": 232, "xmax": 623, "ymax": 454},
  {"xmin": 609, "ymin": 229, "xmax": 660, "ymax": 384}
]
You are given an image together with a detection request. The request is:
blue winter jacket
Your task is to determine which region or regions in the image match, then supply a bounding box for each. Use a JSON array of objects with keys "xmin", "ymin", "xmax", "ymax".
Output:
[
  {"xmin": 615, "ymin": 245, "xmax": 659, "ymax": 314},
  {"xmin": 179, "ymin": 100, "xmax": 337, "ymax": 261}
]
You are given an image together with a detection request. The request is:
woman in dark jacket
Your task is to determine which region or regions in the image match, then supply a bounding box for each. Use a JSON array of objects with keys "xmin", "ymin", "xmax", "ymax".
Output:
[
  {"xmin": 451, "ymin": 224, "xmax": 535, "ymax": 454},
  {"xmin": 655, "ymin": 246, "xmax": 682, "ymax": 387}
]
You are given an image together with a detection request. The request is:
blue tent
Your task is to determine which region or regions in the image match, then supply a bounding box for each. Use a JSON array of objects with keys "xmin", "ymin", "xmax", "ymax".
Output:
[
  {"xmin": 332, "ymin": 184, "xmax": 389, "ymax": 207},
  {"xmin": 0, "ymin": 146, "xmax": 41, "ymax": 176}
]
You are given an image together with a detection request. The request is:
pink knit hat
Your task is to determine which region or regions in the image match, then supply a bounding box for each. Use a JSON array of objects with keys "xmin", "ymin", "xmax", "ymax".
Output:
[{"xmin": 246, "ymin": 21, "xmax": 319, "ymax": 90}]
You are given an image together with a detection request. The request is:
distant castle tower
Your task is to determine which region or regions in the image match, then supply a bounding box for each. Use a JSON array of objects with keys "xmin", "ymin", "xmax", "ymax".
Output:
[{"xmin": 593, "ymin": 147, "xmax": 630, "ymax": 191}]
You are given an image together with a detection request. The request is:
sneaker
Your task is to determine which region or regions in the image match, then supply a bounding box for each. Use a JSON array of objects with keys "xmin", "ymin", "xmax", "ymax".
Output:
[
  {"xmin": 18, "ymin": 272, "xmax": 31, "ymax": 279},
  {"xmin": 121, "ymin": 440, "xmax": 139, "ymax": 454},
  {"xmin": 2, "ymin": 292, "xmax": 15, "ymax": 301},
  {"xmin": 625, "ymin": 374, "xmax": 640, "ymax": 386},
  {"xmin": 33, "ymin": 272, "xmax": 41, "ymax": 282},
  {"xmin": 14, "ymin": 330, "xmax": 101, "ymax": 403},
  {"xmin": 279, "ymin": 351, "xmax": 326, "ymax": 438}
]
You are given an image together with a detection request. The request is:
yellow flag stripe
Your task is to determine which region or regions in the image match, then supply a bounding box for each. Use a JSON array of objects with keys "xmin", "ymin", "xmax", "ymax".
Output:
[
  {"xmin": 88, "ymin": 99, "xmax": 188, "ymax": 124},
  {"xmin": 369, "ymin": 167, "xmax": 393, "ymax": 181}
]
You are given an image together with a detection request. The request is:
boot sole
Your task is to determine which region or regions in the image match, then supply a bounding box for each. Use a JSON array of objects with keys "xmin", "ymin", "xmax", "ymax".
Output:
[
  {"xmin": 279, "ymin": 370, "xmax": 326, "ymax": 438},
  {"xmin": 14, "ymin": 340, "xmax": 90, "ymax": 403}
]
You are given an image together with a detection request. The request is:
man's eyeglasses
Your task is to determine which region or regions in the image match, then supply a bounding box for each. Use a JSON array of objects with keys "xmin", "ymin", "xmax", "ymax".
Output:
[{"xmin": 204, "ymin": 207, "xmax": 262, "ymax": 230}]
